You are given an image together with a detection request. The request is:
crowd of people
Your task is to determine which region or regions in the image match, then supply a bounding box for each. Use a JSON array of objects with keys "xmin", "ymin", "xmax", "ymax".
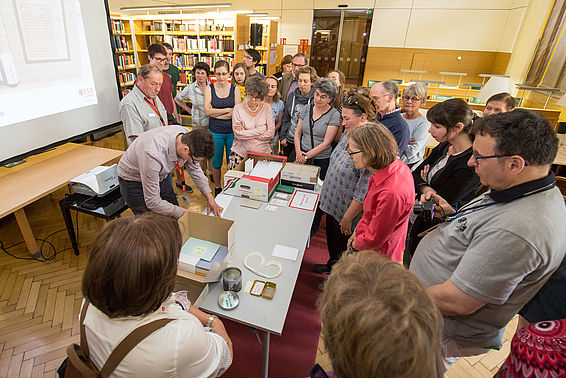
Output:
[{"xmin": 74, "ymin": 43, "xmax": 566, "ymax": 377}]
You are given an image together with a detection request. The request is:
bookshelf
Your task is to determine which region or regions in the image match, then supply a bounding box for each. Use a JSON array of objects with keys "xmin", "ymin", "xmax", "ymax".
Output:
[
  {"xmin": 110, "ymin": 17, "xmax": 137, "ymax": 96},
  {"xmin": 249, "ymin": 20, "xmax": 278, "ymax": 76},
  {"xmin": 110, "ymin": 14, "xmax": 245, "ymax": 93}
]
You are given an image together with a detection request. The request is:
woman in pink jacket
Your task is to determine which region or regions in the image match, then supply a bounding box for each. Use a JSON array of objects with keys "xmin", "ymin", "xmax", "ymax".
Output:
[
  {"xmin": 346, "ymin": 123, "xmax": 415, "ymax": 262},
  {"xmin": 228, "ymin": 77, "xmax": 275, "ymax": 169}
]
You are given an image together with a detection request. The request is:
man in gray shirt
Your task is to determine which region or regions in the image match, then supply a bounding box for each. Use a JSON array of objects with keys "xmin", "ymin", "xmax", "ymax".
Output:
[
  {"xmin": 120, "ymin": 64, "xmax": 167, "ymax": 144},
  {"xmin": 117, "ymin": 125, "xmax": 223, "ymax": 218},
  {"xmin": 409, "ymin": 109, "xmax": 566, "ymax": 360}
]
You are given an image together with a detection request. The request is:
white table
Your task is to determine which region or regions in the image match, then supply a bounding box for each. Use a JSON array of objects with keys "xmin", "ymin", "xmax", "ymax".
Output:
[{"xmin": 199, "ymin": 192, "xmax": 317, "ymax": 378}]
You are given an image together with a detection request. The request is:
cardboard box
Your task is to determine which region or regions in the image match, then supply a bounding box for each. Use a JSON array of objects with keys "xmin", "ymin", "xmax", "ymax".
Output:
[
  {"xmin": 177, "ymin": 211, "xmax": 235, "ymax": 283},
  {"xmin": 223, "ymin": 152, "xmax": 287, "ymax": 202},
  {"xmin": 280, "ymin": 163, "xmax": 320, "ymax": 190},
  {"xmin": 174, "ymin": 277, "xmax": 208, "ymax": 308}
]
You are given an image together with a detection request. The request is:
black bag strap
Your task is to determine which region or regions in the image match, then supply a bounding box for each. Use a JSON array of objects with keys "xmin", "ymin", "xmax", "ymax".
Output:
[
  {"xmin": 77, "ymin": 300, "xmax": 174, "ymax": 377},
  {"xmin": 308, "ymin": 103, "xmax": 315, "ymax": 151}
]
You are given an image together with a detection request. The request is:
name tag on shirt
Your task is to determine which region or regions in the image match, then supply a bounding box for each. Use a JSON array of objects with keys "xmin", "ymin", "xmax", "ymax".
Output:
[{"xmin": 148, "ymin": 112, "xmax": 156, "ymax": 118}]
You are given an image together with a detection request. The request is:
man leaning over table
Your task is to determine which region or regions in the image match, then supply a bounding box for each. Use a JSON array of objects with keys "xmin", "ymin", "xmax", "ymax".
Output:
[
  {"xmin": 409, "ymin": 109, "xmax": 566, "ymax": 363},
  {"xmin": 117, "ymin": 125, "xmax": 223, "ymax": 218}
]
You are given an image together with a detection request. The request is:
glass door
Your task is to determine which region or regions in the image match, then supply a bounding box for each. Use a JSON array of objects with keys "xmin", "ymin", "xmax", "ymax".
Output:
[{"xmin": 311, "ymin": 9, "xmax": 373, "ymax": 86}]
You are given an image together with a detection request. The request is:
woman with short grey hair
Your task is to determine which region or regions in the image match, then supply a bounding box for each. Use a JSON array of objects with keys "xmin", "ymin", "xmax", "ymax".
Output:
[
  {"xmin": 228, "ymin": 76, "xmax": 275, "ymax": 169},
  {"xmin": 293, "ymin": 78, "xmax": 340, "ymax": 180},
  {"xmin": 401, "ymin": 82, "xmax": 430, "ymax": 170}
]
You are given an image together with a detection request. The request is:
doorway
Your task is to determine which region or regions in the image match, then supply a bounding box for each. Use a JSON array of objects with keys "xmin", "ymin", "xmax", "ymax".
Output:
[{"xmin": 310, "ymin": 9, "xmax": 373, "ymax": 86}]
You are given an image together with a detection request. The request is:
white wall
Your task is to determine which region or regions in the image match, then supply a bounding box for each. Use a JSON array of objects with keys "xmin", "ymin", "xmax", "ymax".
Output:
[{"xmin": 369, "ymin": 0, "xmax": 528, "ymax": 52}]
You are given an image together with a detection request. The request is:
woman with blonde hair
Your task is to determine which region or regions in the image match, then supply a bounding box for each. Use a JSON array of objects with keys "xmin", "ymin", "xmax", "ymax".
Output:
[
  {"xmin": 346, "ymin": 123, "xmax": 414, "ymax": 262},
  {"xmin": 315, "ymin": 94, "xmax": 376, "ymax": 275},
  {"xmin": 232, "ymin": 62, "xmax": 248, "ymax": 103},
  {"xmin": 265, "ymin": 75, "xmax": 285, "ymax": 154},
  {"xmin": 401, "ymin": 82, "xmax": 430, "ymax": 169}
]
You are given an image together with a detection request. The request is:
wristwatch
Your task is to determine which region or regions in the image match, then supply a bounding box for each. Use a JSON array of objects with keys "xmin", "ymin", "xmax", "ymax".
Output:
[{"xmin": 206, "ymin": 315, "xmax": 218, "ymax": 327}]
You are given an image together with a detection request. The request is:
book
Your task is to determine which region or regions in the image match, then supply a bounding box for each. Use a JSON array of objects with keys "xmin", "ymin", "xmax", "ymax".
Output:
[{"xmin": 180, "ymin": 237, "xmax": 221, "ymax": 262}]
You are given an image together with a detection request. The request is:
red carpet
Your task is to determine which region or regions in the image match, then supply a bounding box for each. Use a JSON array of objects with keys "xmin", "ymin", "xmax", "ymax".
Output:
[{"xmin": 222, "ymin": 229, "xmax": 329, "ymax": 378}]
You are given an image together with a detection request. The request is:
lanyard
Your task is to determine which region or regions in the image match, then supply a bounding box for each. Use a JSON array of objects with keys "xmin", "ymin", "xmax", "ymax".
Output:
[
  {"xmin": 174, "ymin": 161, "xmax": 187, "ymax": 193},
  {"xmin": 144, "ymin": 97, "xmax": 166, "ymax": 126}
]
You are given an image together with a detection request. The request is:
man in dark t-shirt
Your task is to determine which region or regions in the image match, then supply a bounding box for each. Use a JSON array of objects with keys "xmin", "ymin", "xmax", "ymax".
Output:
[{"xmin": 147, "ymin": 43, "xmax": 180, "ymax": 125}]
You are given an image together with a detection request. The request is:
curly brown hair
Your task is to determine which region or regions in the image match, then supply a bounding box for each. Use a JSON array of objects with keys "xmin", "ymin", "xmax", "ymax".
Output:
[{"xmin": 318, "ymin": 250, "xmax": 445, "ymax": 378}]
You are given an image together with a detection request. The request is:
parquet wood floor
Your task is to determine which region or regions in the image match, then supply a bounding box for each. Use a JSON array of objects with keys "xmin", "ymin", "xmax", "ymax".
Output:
[{"xmin": 0, "ymin": 131, "xmax": 515, "ymax": 377}]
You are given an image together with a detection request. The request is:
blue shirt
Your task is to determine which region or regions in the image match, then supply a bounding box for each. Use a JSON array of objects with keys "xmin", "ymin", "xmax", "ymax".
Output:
[
  {"xmin": 378, "ymin": 107, "xmax": 410, "ymax": 155},
  {"xmin": 271, "ymin": 100, "xmax": 284, "ymax": 122}
]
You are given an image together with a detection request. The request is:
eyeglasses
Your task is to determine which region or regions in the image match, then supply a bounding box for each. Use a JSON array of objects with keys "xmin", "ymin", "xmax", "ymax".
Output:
[
  {"xmin": 347, "ymin": 150, "xmax": 362, "ymax": 157},
  {"xmin": 292, "ymin": 63, "xmax": 306, "ymax": 68},
  {"xmin": 371, "ymin": 93, "xmax": 392, "ymax": 101},
  {"xmin": 471, "ymin": 153, "xmax": 529, "ymax": 166},
  {"xmin": 402, "ymin": 95, "xmax": 421, "ymax": 102},
  {"xmin": 152, "ymin": 57, "xmax": 168, "ymax": 63},
  {"xmin": 346, "ymin": 97, "xmax": 365, "ymax": 114}
]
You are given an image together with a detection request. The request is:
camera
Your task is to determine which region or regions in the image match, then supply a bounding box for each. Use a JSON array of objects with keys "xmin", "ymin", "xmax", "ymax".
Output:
[{"xmin": 414, "ymin": 198, "xmax": 435, "ymax": 221}]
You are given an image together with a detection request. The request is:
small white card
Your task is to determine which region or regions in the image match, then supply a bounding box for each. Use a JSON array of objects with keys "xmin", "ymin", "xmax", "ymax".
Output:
[
  {"xmin": 245, "ymin": 159, "xmax": 254, "ymax": 174},
  {"xmin": 272, "ymin": 244, "xmax": 299, "ymax": 261}
]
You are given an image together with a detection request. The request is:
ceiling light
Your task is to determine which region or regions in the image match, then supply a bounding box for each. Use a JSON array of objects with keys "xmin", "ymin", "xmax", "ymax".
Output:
[{"xmin": 120, "ymin": 3, "xmax": 232, "ymax": 11}]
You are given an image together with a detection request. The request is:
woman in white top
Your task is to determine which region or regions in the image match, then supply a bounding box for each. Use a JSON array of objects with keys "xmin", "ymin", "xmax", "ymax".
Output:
[
  {"xmin": 400, "ymin": 82, "xmax": 430, "ymax": 170},
  {"xmin": 81, "ymin": 213, "xmax": 233, "ymax": 377}
]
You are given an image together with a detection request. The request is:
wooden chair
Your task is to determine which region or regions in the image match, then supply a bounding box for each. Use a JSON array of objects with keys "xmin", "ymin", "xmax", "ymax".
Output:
[{"xmin": 556, "ymin": 176, "xmax": 566, "ymax": 202}]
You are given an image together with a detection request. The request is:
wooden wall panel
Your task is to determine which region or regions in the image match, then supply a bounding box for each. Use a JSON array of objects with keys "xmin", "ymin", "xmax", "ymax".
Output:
[{"xmin": 362, "ymin": 47, "xmax": 511, "ymax": 86}]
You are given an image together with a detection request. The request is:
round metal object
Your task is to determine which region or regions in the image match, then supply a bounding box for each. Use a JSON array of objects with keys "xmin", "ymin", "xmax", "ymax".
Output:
[
  {"xmin": 218, "ymin": 290, "xmax": 239, "ymax": 310},
  {"xmin": 222, "ymin": 267, "xmax": 242, "ymax": 292}
]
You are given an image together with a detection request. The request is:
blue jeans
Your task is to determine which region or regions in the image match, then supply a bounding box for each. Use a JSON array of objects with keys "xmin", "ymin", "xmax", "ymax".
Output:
[
  {"xmin": 211, "ymin": 131, "xmax": 234, "ymax": 169},
  {"xmin": 119, "ymin": 175, "xmax": 178, "ymax": 215}
]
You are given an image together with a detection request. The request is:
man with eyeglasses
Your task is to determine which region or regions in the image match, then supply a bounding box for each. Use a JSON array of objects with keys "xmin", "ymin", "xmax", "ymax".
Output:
[
  {"xmin": 369, "ymin": 80, "xmax": 410, "ymax": 155},
  {"xmin": 147, "ymin": 43, "xmax": 180, "ymax": 125},
  {"xmin": 280, "ymin": 53, "xmax": 309, "ymax": 103},
  {"xmin": 409, "ymin": 110, "xmax": 566, "ymax": 364},
  {"xmin": 117, "ymin": 125, "xmax": 223, "ymax": 218},
  {"xmin": 243, "ymin": 48, "xmax": 265, "ymax": 80}
]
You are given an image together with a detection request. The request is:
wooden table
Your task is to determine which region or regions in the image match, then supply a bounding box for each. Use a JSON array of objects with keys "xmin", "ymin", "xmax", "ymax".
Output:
[{"xmin": 0, "ymin": 143, "xmax": 123, "ymax": 256}]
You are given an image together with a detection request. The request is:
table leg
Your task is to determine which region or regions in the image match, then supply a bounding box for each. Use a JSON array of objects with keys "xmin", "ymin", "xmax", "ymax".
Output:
[
  {"xmin": 13, "ymin": 208, "xmax": 40, "ymax": 257},
  {"xmin": 59, "ymin": 200, "xmax": 80, "ymax": 256},
  {"xmin": 262, "ymin": 331, "xmax": 270, "ymax": 378}
]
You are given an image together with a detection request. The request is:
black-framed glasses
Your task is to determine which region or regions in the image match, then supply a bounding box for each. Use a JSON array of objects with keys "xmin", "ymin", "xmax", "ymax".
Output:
[
  {"xmin": 346, "ymin": 96, "xmax": 365, "ymax": 114},
  {"xmin": 153, "ymin": 57, "xmax": 168, "ymax": 63},
  {"xmin": 471, "ymin": 153, "xmax": 529, "ymax": 166},
  {"xmin": 347, "ymin": 150, "xmax": 362, "ymax": 157}
]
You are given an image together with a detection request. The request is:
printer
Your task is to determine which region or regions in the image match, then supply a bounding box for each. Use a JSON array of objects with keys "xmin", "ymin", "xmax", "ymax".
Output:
[{"xmin": 70, "ymin": 164, "xmax": 119, "ymax": 197}]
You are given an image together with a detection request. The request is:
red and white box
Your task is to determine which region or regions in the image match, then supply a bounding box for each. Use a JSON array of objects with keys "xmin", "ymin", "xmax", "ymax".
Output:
[{"xmin": 223, "ymin": 152, "xmax": 287, "ymax": 202}]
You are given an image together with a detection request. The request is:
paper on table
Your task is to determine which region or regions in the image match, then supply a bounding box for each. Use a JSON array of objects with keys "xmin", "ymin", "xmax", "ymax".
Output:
[
  {"xmin": 202, "ymin": 193, "xmax": 232, "ymax": 217},
  {"xmin": 245, "ymin": 159, "xmax": 254, "ymax": 174},
  {"xmin": 181, "ymin": 237, "xmax": 221, "ymax": 262},
  {"xmin": 250, "ymin": 160, "xmax": 283, "ymax": 179},
  {"xmin": 272, "ymin": 244, "xmax": 299, "ymax": 261},
  {"xmin": 289, "ymin": 190, "xmax": 319, "ymax": 211},
  {"xmin": 270, "ymin": 198, "xmax": 289, "ymax": 207}
]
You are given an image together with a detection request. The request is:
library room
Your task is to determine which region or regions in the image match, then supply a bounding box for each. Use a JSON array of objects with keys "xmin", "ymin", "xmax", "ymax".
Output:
[{"xmin": 0, "ymin": 0, "xmax": 565, "ymax": 377}]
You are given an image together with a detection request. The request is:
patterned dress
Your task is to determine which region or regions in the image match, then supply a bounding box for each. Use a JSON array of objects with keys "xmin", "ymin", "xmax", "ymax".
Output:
[{"xmin": 495, "ymin": 319, "xmax": 566, "ymax": 377}]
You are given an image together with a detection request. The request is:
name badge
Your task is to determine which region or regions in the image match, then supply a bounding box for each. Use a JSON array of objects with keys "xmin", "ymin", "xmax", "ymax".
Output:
[{"xmin": 148, "ymin": 112, "xmax": 156, "ymax": 118}]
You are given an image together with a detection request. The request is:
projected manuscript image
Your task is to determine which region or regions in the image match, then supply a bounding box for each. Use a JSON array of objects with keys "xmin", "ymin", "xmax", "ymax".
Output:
[{"xmin": 0, "ymin": 0, "xmax": 97, "ymax": 127}]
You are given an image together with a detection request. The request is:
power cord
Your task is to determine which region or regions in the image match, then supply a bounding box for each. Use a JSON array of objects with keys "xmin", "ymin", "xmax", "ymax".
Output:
[{"xmin": 0, "ymin": 186, "xmax": 91, "ymax": 262}]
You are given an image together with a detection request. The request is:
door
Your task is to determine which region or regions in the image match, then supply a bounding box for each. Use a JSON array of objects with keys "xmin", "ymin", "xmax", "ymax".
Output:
[{"xmin": 311, "ymin": 9, "xmax": 373, "ymax": 86}]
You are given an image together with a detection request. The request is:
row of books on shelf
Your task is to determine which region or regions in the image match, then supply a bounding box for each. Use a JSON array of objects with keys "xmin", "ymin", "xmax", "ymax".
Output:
[
  {"xmin": 121, "ymin": 88, "xmax": 131, "ymax": 97},
  {"xmin": 111, "ymin": 19, "xmax": 126, "ymax": 34},
  {"xmin": 119, "ymin": 72, "xmax": 136, "ymax": 86},
  {"xmin": 179, "ymin": 72, "xmax": 191, "ymax": 85},
  {"xmin": 112, "ymin": 35, "xmax": 130, "ymax": 51},
  {"xmin": 164, "ymin": 35, "xmax": 235, "ymax": 53},
  {"xmin": 116, "ymin": 54, "xmax": 135, "ymax": 69},
  {"xmin": 173, "ymin": 54, "xmax": 199, "ymax": 69},
  {"xmin": 146, "ymin": 20, "xmax": 233, "ymax": 33}
]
